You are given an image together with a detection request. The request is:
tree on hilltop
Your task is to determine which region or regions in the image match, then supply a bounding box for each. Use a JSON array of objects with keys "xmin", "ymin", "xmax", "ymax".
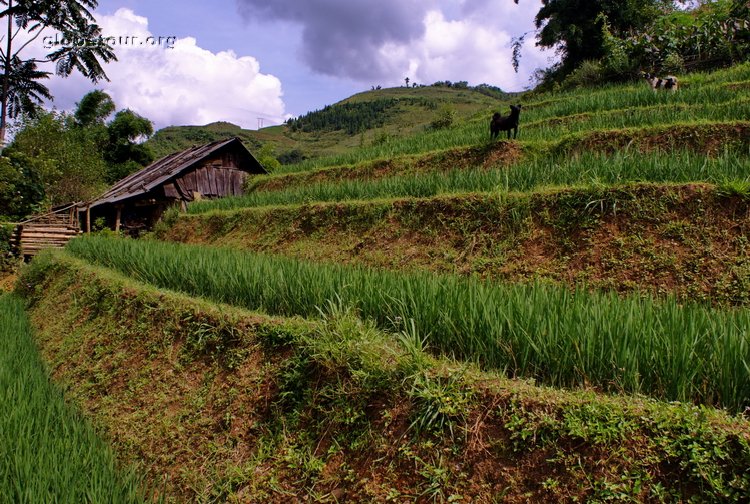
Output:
[
  {"xmin": 74, "ymin": 89, "xmax": 115, "ymax": 127},
  {"xmin": 71, "ymin": 90, "xmax": 154, "ymax": 183}
]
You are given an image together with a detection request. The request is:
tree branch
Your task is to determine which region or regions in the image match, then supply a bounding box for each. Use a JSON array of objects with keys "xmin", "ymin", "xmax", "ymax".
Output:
[
  {"xmin": 12, "ymin": 27, "xmax": 44, "ymax": 58},
  {"xmin": 27, "ymin": 57, "xmax": 52, "ymax": 64},
  {"xmin": 9, "ymin": 23, "xmax": 20, "ymax": 41}
]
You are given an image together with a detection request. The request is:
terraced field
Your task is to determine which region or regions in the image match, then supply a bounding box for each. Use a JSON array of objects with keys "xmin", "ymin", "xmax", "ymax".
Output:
[
  {"xmin": 12, "ymin": 63, "xmax": 750, "ymax": 501},
  {"xmin": 164, "ymin": 64, "xmax": 750, "ymax": 306}
]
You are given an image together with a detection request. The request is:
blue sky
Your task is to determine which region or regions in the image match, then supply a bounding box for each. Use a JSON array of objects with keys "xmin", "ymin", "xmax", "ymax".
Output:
[
  {"xmin": 31, "ymin": 0, "xmax": 553, "ymax": 131},
  {"xmin": 95, "ymin": 0, "xmax": 364, "ymax": 115}
]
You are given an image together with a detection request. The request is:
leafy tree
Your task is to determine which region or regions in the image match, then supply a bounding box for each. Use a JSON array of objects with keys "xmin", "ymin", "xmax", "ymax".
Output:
[
  {"xmin": 473, "ymin": 83, "xmax": 507, "ymax": 99},
  {"xmin": 0, "ymin": 0, "xmax": 117, "ymax": 144},
  {"xmin": 255, "ymin": 143, "xmax": 280, "ymax": 172},
  {"xmin": 103, "ymin": 108, "xmax": 154, "ymax": 183},
  {"xmin": 6, "ymin": 110, "xmax": 106, "ymax": 205},
  {"xmin": 532, "ymin": 0, "xmax": 676, "ymax": 77},
  {"xmin": 4, "ymin": 57, "xmax": 52, "ymax": 119},
  {"xmin": 2, "ymin": 91, "xmax": 155, "ymax": 211},
  {"xmin": 277, "ymin": 148, "xmax": 306, "ymax": 165},
  {"xmin": 74, "ymin": 89, "xmax": 115, "ymax": 127},
  {"xmin": 0, "ymin": 153, "xmax": 42, "ymax": 219},
  {"xmin": 68, "ymin": 91, "xmax": 154, "ymax": 183}
]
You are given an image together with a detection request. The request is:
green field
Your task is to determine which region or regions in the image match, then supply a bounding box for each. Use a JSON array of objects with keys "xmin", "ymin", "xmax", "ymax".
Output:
[
  {"xmin": 10, "ymin": 62, "xmax": 750, "ymax": 500},
  {"xmin": 151, "ymin": 63, "xmax": 750, "ymax": 411},
  {"xmin": 187, "ymin": 149, "xmax": 750, "ymax": 213},
  {"xmin": 67, "ymin": 235, "xmax": 750, "ymax": 412},
  {"xmin": 0, "ymin": 295, "xmax": 146, "ymax": 503},
  {"xmin": 15, "ymin": 252, "xmax": 750, "ymax": 502}
]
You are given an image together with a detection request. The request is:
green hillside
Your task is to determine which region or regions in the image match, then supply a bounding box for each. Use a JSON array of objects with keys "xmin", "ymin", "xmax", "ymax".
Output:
[
  {"xmin": 146, "ymin": 84, "xmax": 506, "ymax": 161},
  {"xmin": 12, "ymin": 63, "xmax": 750, "ymax": 501}
]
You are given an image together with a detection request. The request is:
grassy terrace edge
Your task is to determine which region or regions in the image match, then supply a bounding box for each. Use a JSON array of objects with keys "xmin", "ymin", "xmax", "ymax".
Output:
[
  {"xmin": 272, "ymin": 62, "xmax": 750, "ymax": 175},
  {"xmin": 190, "ymin": 121, "xmax": 750, "ymax": 215},
  {"xmin": 162, "ymin": 183, "xmax": 750, "ymax": 307},
  {"xmin": 15, "ymin": 251, "xmax": 750, "ymax": 501},
  {"xmin": 66, "ymin": 232, "xmax": 750, "ymax": 412}
]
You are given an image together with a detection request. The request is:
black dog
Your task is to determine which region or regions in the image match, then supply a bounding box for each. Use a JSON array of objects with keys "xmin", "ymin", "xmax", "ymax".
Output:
[{"xmin": 490, "ymin": 104, "xmax": 522, "ymax": 140}]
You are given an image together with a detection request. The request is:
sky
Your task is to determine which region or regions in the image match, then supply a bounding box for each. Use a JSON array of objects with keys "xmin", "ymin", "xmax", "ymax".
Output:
[{"xmin": 25, "ymin": 0, "xmax": 556, "ymax": 131}]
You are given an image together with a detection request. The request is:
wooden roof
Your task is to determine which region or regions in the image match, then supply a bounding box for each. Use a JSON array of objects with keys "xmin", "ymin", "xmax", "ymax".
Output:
[{"xmin": 88, "ymin": 137, "xmax": 266, "ymax": 208}]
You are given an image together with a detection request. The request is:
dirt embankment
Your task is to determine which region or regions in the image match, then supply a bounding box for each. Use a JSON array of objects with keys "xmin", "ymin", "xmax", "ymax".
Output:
[
  {"xmin": 163, "ymin": 183, "xmax": 750, "ymax": 306},
  {"xmin": 557, "ymin": 121, "xmax": 750, "ymax": 156}
]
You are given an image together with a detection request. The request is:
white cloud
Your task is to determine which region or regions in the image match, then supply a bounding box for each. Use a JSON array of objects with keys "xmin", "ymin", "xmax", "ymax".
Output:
[
  {"xmin": 377, "ymin": 2, "xmax": 554, "ymax": 91},
  {"xmin": 41, "ymin": 8, "xmax": 286, "ymax": 129},
  {"xmin": 235, "ymin": 0, "xmax": 554, "ymax": 92}
]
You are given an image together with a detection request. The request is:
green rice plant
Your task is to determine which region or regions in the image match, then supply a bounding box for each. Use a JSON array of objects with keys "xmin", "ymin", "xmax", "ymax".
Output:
[
  {"xmin": 187, "ymin": 150, "xmax": 750, "ymax": 213},
  {"xmin": 677, "ymin": 61, "xmax": 750, "ymax": 86},
  {"xmin": 522, "ymin": 82, "xmax": 743, "ymax": 123},
  {"xmin": 66, "ymin": 237, "xmax": 750, "ymax": 413},
  {"xmin": 716, "ymin": 179, "xmax": 750, "ymax": 199},
  {"xmin": 273, "ymin": 63, "xmax": 750, "ymax": 175},
  {"xmin": 0, "ymin": 294, "xmax": 147, "ymax": 503},
  {"xmin": 520, "ymin": 99, "xmax": 750, "ymax": 141}
]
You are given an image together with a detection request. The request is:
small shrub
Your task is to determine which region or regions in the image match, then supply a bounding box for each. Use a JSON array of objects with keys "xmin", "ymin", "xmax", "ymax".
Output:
[
  {"xmin": 561, "ymin": 60, "xmax": 608, "ymax": 89},
  {"xmin": 430, "ymin": 105, "xmax": 457, "ymax": 130},
  {"xmin": 372, "ymin": 130, "xmax": 395, "ymax": 146},
  {"xmin": 662, "ymin": 52, "xmax": 686, "ymax": 75},
  {"xmin": 256, "ymin": 144, "xmax": 281, "ymax": 173},
  {"xmin": 716, "ymin": 179, "xmax": 750, "ymax": 199}
]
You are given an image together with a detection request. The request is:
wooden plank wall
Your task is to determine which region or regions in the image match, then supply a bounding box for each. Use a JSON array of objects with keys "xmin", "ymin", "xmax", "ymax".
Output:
[
  {"xmin": 171, "ymin": 161, "xmax": 248, "ymax": 201},
  {"xmin": 16, "ymin": 206, "xmax": 81, "ymax": 257},
  {"xmin": 18, "ymin": 224, "xmax": 80, "ymax": 256}
]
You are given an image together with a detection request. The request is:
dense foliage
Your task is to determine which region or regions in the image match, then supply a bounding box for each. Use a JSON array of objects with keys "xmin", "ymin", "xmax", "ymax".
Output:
[
  {"xmin": 534, "ymin": 0, "xmax": 674, "ymax": 76},
  {"xmin": 606, "ymin": 0, "xmax": 750, "ymax": 74},
  {"xmin": 0, "ymin": 91, "xmax": 154, "ymax": 217},
  {"xmin": 103, "ymin": 109, "xmax": 154, "ymax": 183},
  {"xmin": 0, "ymin": 154, "xmax": 43, "ymax": 219},
  {"xmin": 286, "ymin": 98, "xmax": 406, "ymax": 135},
  {"xmin": 6, "ymin": 110, "xmax": 107, "ymax": 207},
  {"xmin": 0, "ymin": 223, "xmax": 15, "ymax": 271},
  {"xmin": 529, "ymin": 0, "xmax": 750, "ymax": 86}
]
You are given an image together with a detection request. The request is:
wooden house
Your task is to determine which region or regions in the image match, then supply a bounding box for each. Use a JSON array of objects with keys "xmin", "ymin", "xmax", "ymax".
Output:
[{"xmin": 82, "ymin": 137, "xmax": 267, "ymax": 234}]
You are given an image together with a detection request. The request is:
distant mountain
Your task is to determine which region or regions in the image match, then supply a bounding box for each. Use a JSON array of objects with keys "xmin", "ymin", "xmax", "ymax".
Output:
[
  {"xmin": 145, "ymin": 84, "xmax": 509, "ymax": 163},
  {"xmin": 146, "ymin": 122, "xmax": 260, "ymax": 160}
]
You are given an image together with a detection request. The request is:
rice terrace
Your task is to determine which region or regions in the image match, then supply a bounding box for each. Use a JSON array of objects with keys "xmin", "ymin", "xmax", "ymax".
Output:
[{"xmin": 3, "ymin": 1, "xmax": 750, "ymax": 502}]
